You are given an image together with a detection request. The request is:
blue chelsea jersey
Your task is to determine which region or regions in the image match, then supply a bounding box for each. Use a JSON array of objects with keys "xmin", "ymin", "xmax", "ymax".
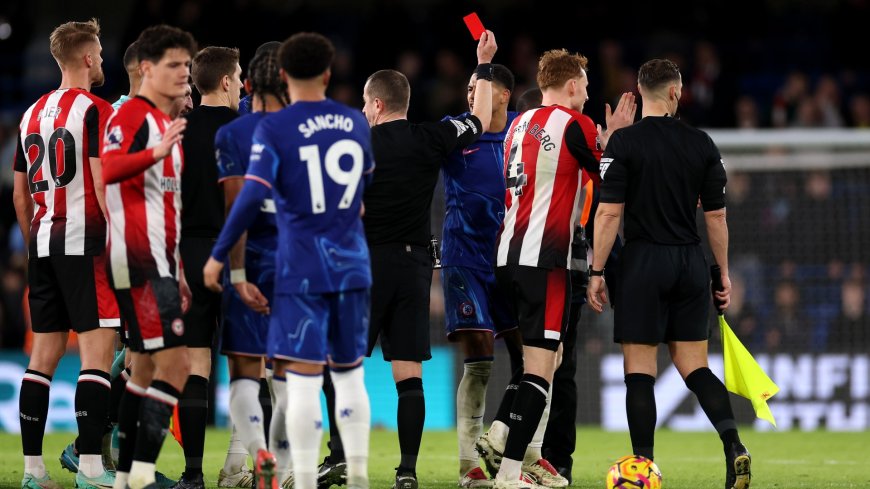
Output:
[
  {"xmin": 441, "ymin": 111, "xmax": 519, "ymax": 270},
  {"xmin": 215, "ymin": 112, "xmax": 278, "ymax": 251},
  {"xmin": 247, "ymin": 99, "xmax": 375, "ymax": 294}
]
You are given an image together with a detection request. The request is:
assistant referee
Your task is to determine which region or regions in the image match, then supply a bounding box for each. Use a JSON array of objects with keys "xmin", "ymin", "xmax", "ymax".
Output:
[
  {"xmin": 586, "ymin": 59, "xmax": 752, "ymax": 489},
  {"xmin": 359, "ymin": 31, "xmax": 497, "ymax": 489}
]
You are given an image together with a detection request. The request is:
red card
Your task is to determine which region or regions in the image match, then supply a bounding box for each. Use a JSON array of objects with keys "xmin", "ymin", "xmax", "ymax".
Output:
[{"xmin": 463, "ymin": 12, "xmax": 485, "ymax": 40}]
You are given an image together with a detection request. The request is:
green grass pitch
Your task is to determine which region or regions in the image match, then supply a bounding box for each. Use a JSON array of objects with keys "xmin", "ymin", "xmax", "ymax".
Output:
[{"xmin": 0, "ymin": 428, "xmax": 866, "ymax": 488}]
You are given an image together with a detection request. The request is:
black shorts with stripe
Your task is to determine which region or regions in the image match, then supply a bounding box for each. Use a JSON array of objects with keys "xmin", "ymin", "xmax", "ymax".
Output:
[
  {"xmin": 495, "ymin": 264, "xmax": 571, "ymax": 351},
  {"xmin": 114, "ymin": 277, "xmax": 185, "ymax": 353},
  {"xmin": 28, "ymin": 255, "xmax": 121, "ymax": 333}
]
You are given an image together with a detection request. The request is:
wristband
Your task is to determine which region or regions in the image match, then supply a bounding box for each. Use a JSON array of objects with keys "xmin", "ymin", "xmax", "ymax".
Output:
[
  {"xmin": 230, "ymin": 269, "xmax": 247, "ymax": 284},
  {"xmin": 589, "ymin": 267, "xmax": 604, "ymax": 277},
  {"xmin": 475, "ymin": 63, "xmax": 494, "ymax": 81}
]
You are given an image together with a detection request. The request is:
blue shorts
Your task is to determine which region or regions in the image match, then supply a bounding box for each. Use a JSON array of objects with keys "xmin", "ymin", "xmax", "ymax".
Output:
[
  {"xmin": 441, "ymin": 266, "xmax": 516, "ymax": 339},
  {"xmin": 220, "ymin": 248, "xmax": 275, "ymax": 357},
  {"xmin": 268, "ymin": 288, "xmax": 370, "ymax": 366}
]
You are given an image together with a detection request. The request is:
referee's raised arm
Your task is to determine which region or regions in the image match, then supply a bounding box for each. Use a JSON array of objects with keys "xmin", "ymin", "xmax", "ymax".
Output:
[{"xmin": 358, "ymin": 32, "xmax": 498, "ymax": 488}]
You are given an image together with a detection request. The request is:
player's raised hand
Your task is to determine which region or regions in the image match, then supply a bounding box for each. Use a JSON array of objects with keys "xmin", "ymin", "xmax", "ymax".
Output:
[
  {"xmin": 477, "ymin": 30, "xmax": 497, "ymax": 64},
  {"xmin": 586, "ymin": 275, "xmax": 609, "ymax": 313},
  {"xmin": 203, "ymin": 256, "xmax": 225, "ymax": 293},
  {"xmin": 153, "ymin": 118, "xmax": 187, "ymax": 160},
  {"xmin": 235, "ymin": 282, "xmax": 270, "ymax": 315},
  {"xmin": 597, "ymin": 92, "xmax": 637, "ymax": 149}
]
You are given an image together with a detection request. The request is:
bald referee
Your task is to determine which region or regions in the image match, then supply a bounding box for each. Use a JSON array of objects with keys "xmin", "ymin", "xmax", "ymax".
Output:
[{"xmin": 587, "ymin": 59, "xmax": 751, "ymax": 489}]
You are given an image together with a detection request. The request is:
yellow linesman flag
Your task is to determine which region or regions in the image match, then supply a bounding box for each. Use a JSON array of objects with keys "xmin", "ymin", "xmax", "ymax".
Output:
[{"xmin": 719, "ymin": 314, "xmax": 780, "ymax": 427}]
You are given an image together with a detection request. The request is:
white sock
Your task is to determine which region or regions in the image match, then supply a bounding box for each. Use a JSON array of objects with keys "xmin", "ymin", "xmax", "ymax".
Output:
[
  {"xmin": 331, "ymin": 366, "xmax": 371, "ymax": 487},
  {"xmin": 113, "ymin": 472, "xmax": 129, "ymax": 489},
  {"xmin": 24, "ymin": 455, "xmax": 46, "ymax": 478},
  {"xmin": 223, "ymin": 425, "xmax": 249, "ymax": 473},
  {"xmin": 79, "ymin": 453, "xmax": 105, "ymax": 478},
  {"xmin": 286, "ymin": 372, "xmax": 324, "ymax": 489},
  {"xmin": 489, "ymin": 420, "xmax": 509, "ymax": 451},
  {"xmin": 524, "ymin": 385, "xmax": 552, "ymax": 464},
  {"xmin": 269, "ymin": 374, "xmax": 291, "ymax": 479},
  {"xmin": 457, "ymin": 360, "xmax": 491, "ymax": 475},
  {"xmin": 128, "ymin": 460, "xmax": 156, "ymax": 488},
  {"xmin": 230, "ymin": 378, "xmax": 267, "ymax": 458},
  {"xmin": 496, "ymin": 458, "xmax": 523, "ymax": 482}
]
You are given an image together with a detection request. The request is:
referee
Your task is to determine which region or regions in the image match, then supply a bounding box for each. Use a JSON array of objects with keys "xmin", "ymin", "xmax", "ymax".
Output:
[
  {"xmin": 587, "ymin": 59, "xmax": 751, "ymax": 489},
  {"xmin": 361, "ymin": 31, "xmax": 497, "ymax": 489}
]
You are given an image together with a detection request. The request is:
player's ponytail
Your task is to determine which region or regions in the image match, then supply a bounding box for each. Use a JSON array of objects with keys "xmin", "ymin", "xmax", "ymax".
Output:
[{"xmin": 248, "ymin": 49, "xmax": 289, "ymax": 112}]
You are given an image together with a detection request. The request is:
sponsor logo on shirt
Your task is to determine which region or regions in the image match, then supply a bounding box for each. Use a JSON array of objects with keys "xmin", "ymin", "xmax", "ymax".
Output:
[
  {"xmin": 160, "ymin": 177, "xmax": 180, "ymax": 192},
  {"xmin": 462, "ymin": 147, "xmax": 480, "ymax": 156}
]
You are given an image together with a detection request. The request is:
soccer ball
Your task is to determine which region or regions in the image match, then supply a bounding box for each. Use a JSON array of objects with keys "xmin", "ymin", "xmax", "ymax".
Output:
[{"xmin": 605, "ymin": 455, "xmax": 663, "ymax": 489}]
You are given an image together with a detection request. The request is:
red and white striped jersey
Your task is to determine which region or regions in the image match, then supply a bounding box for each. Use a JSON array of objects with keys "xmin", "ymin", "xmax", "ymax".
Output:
[
  {"xmin": 496, "ymin": 105, "xmax": 600, "ymax": 269},
  {"xmin": 101, "ymin": 96, "xmax": 183, "ymax": 289},
  {"xmin": 13, "ymin": 89, "xmax": 114, "ymax": 257}
]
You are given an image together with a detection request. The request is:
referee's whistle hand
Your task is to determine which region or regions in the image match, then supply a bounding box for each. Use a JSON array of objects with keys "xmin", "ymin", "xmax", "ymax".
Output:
[
  {"xmin": 586, "ymin": 276, "xmax": 608, "ymax": 313},
  {"xmin": 203, "ymin": 257, "xmax": 225, "ymax": 294}
]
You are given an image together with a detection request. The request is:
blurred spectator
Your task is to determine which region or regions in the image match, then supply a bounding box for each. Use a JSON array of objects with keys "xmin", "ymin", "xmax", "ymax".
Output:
[
  {"xmin": 771, "ymin": 71, "xmax": 810, "ymax": 127},
  {"xmin": 726, "ymin": 274, "xmax": 762, "ymax": 350},
  {"xmin": 682, "ymin": 41, "xmax": 736, "ymax": 127},
  {"xmin": 0, "ymin": 266, "xmax": 25, "ymax": 348},
  {"xmin": 424, "ymin": 49, "xmax": 467, "ymax": 120},
  {"xmin": 724, "ymin": 171, "xmax": 766, "ymax": 308},
  {"xmin": 792, "ymin": 97, "xmax": 824, "ymax": 127},
  {"xmin": 814, "ymin": 75, "xmax": 846, "ymax": 127},
  {"xmin": 827, "ymin": 279, "xmax": 869, "ymax": 351},
  {"xmin": 764, "ymin": 279, "xmax": 809, "ymax": 352},
  {"xmin": 734, "ymin": 96, "xmax": 761, "ymax": 129},
  {"xmin": 598, "ymin": 39, "xmax": 630, "ymax": 106},
  {"xmin": 396, "ymin": 50, "xmax": 427, "ymax": 121},
  {"xmin": 787, "ymin": 170, "xmax": 843, "ymax": 261},
  {"xmin": 848, "ymin": 93, "xmax": 870, "ymax": 128}
]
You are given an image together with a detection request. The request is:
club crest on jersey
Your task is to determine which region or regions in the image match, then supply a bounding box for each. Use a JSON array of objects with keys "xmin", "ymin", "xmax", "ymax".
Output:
[
  {"xmin": 459, "ymin": 301, "xmax": 476, "ymax": 318},
  {"xmin": 171, "ymin": 318, "xmax": 184, "ymax": 336},
  {"xmin": 105, "ymin": 125, "xmax": 123, "ymax": 151}
]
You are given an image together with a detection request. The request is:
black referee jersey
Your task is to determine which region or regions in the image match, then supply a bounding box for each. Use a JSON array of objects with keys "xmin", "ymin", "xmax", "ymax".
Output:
[
  {"xmin": 181, "ymin": 105, "xmax": 238, "ymax": 238},
  {"xmin": 363, "ymin": 116, "xmax": 483, "ymax": 246},
  {"xmin": 599, "ymin": 115, "xmax": 727, "ymax": 244}
]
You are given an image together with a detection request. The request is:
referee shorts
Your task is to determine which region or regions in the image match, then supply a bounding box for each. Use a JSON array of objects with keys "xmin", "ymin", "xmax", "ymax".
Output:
[
  {"xmin": 180, "ymin": 237, "xmax": 222, "ymax": 349},
  {"xmin": 28, "ymin": 254, "xmax": 121, "ymax": 334},
  {"xmin": 614, "ymin": 241, "xmax": 711, "ymax": 344},
  {"xmin": 367, "ymin": 243, "xmax": 432, "ymax": 362},
  {"xmin": 495, "ymin": 264, "xmax": 571, "ymax": 350}
]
